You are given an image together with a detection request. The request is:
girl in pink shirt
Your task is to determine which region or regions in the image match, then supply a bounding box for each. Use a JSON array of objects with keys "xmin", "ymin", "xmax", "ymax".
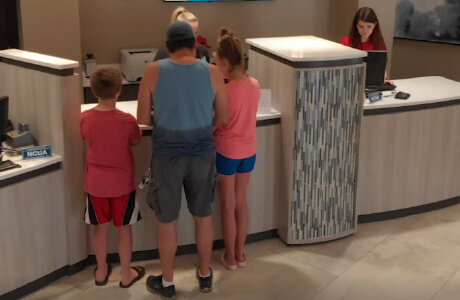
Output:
[{"xmin": 214, "ymin": 28, "xmax": 260, "ymax": 270}]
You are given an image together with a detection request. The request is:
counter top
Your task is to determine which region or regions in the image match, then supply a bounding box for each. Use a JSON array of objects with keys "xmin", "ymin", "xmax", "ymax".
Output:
[
  {"xmin": 0, "ymin": 49, "xmax": 78, "ymax": 70},
  {"xmin": 364, "ymin": 76, "xmax": 460, "ymax": 111},
  {"xmin": 81, "ymin": 101, "xmax": 281, "ymax": 130},
  {"xmin": 82, "ymin": 64, "xmax": 140, "ymax": 87},
  {"xmin": 0, "ymin": 154, "xmax": 62, "ymax": 182},
  {"xmin": 246, "ymin": 36, "xmax": 367, "ymax": 62}
]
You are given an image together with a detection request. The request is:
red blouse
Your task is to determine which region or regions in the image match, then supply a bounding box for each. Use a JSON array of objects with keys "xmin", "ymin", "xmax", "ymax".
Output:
[{"xmin": 340, "ymin": 36, "xmax": 377, "ymax": 50}]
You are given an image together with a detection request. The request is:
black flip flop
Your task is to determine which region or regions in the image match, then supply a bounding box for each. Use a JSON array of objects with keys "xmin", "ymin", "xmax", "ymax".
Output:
[
  {"xmin": 119, "ymin": 266, "xmax": 146, "ymax": 288},
  {"xmin": 94, "ymin": 264, "xmax": 112, "ymax": 286}
]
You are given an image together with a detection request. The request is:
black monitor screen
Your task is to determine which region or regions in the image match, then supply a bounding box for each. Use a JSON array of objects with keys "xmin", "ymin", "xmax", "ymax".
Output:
[
  {"xmin": 0, "ymin": 96, "xmax": 8, "ymax": 143},
  {"xmin": 363, "ymin": 51, "xmax": 387, "ymax": 88}
]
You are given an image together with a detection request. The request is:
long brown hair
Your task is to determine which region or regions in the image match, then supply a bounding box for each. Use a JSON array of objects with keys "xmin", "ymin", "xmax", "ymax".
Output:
[
  {"xmin": 216, "ymin": 28, "xmax": 244, "ymax": 73},
  {"xmin": 348, "ymin": 7, "xmax": 386, "ymax": 50}
]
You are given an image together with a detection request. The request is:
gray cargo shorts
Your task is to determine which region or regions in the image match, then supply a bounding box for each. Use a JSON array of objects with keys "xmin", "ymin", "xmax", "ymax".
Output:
[{"xmin": 147, "ymin": 153, "xmax": 217, "ymax": 223}]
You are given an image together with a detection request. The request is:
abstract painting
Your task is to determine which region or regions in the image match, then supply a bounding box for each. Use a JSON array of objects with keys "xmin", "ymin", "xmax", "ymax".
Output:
[{"xmin": 394, "ymin": 0, "xmax": 460, "ymax": 45}]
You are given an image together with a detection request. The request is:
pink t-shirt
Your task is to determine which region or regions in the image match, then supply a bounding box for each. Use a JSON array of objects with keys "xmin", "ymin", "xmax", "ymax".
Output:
[
  {"xmin": 80, "ymin": 109, "xmax": 141, "ymax": 197},
  {"xmin": 214, "ymin": 77, "xmax": 260, "ymax": 159}
]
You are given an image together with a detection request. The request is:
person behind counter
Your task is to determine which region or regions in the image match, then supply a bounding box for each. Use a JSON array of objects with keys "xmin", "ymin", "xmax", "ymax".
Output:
[
  {"xmin": 154, "ymin": 6, "xmax": 210, "ymax": 62},
  {"xmin": 340, "ymin": 7, "xmax": 386, "ymax": 50},
  {"xmin": 80, "ymin": 68, "xmax": 145, "ymax": 288},
  {"xmin": 137, "ymin": 21, "xmax": 229, "ymax": 299},
  {"xmin": 213, "ymin": 28, "xmax": 260, "ymax": 271},
  {"xmin": 340, "ymin": 7, "xmax": 393, "ymax": 84}
]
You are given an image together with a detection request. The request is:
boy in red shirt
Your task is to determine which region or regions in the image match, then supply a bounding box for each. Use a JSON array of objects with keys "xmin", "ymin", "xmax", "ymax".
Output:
[{"xmin": 80, "ymin": 67, "xmax": 145, "ymax": 288}]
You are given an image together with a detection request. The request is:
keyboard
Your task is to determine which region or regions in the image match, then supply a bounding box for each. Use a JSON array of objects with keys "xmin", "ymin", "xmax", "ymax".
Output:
[
  {"xmin": 366, "ymin": 84, "xmax": 397, "ymax": 92},
  {"xmin": 0, "ymin": 160, "xmax": 21, "ymax": 172}
]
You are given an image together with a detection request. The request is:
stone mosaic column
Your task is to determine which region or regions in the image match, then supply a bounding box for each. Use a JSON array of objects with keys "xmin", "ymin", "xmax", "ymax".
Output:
[
  {"xmin": 246, "ymin": 36, "xmax": 366, "ymax": 244},
  {"xmin": 291, "ymin": 66, "xmax": 364, "ymax": 241}
]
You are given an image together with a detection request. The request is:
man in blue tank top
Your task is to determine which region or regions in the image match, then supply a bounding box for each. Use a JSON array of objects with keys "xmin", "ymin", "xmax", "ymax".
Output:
[{"xmin": 137, "ymin": 21, "xmax": 228, "ymax": 299}]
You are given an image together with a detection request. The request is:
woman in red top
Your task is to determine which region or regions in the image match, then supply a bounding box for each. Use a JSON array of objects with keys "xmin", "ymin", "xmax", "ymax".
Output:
[
  {"xmin": 340, "ymin": 7, "xmax": 386, "ymax": 50},
  {"xmin": 340, "ymin": 7, "xmax": 393, "ymax": 84}
]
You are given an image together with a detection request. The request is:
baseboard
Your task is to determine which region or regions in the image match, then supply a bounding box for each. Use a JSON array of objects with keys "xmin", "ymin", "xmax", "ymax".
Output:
[
  {"xmin": 0, "ymin": 267, "xmax": 67, "ymax": 300},
  {"xmin": 358, "ymin": 196, "xmax": 460, "ymax": 223}
]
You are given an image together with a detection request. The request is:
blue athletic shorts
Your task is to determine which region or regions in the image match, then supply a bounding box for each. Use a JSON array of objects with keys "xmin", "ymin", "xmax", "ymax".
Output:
[{"xmin": 216, "ymin": 152, "xmax": 256, "ymax": 176}]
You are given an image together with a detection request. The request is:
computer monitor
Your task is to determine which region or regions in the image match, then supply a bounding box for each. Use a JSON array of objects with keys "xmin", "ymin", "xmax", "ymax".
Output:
[
  {"xmin": 0, "ymin": 96, "xmax": 8, "ymax": 143},
  {"xmin": 363, "ymin": 51, "xmax": 387, "ymax": 88}
]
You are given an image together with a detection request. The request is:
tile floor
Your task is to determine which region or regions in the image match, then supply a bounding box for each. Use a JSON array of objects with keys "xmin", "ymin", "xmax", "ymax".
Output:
[{"xmin": 20, "ymin": 204, "xmax": 460, "ymax": 300}]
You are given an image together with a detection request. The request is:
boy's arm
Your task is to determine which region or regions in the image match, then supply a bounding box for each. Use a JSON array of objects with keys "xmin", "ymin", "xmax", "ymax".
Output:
[
  {"xmin": 131, "ymin": 136, "xmax": 141, "ymax": 146},
  {"xmin": 130, "ymin": 119, "xmax": 142, "ymax": 146},
  {"xmin": 79, "ymin": 113, "xmax": 86, "ymax": 140},
  {"xmin": 137, "ymin": 62, "xmax": 159, "ymax": 126},
  {"xmin": 209, "ymin": 64, "xmax": 229, "ymax": 127}
]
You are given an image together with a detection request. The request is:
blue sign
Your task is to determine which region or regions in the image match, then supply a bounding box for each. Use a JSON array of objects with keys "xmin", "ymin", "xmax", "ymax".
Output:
[
  {"xmin": 22, "ymin": 145, "xmax": 52, "ymax": 160},
  {"xmin": 368, "ymin": 91, "xmax": 383, "ymax": 103}
]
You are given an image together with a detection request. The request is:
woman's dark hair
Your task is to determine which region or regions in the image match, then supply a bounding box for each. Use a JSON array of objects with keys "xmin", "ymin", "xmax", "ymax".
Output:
[
  {"xmin": 166, "ymin": 38, "xmax": 196, "ymax": 53},
  {"xmin": 349, "ymin": 7, "xmax": 386, "ymax": 50}
]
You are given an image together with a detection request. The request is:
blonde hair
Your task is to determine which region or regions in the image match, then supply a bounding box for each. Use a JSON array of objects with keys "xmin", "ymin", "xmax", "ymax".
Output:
[
  {"xmin": 216, "ymin": 28, "xmax": 244, "ymax": 73},
  {"xmin": 170, "ymin": 6, "xmax": 198, "ymax": 24}
]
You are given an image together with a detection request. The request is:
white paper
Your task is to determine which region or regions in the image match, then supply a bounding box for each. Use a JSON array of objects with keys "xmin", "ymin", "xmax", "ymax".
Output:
[{"xmin": 258, "ymin": 89, "xmax": 272, "ymax": 114}]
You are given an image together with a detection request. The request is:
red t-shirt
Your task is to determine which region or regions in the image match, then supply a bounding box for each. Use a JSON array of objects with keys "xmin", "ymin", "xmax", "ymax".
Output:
[
  {"xmin": 340, "ymin": 36, "xmax": 377, "ymax": 50},
  {"xmin": 214, "ymin": 77, "xmax": 260, "ymax": 159},
  {"xmin": 80, "ymin": 109, "xmax": 141, "ymax": 197}
]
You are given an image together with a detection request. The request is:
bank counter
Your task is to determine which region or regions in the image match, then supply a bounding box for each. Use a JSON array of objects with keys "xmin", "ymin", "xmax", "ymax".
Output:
[
  {"xmin": 0, "ymin": 48, "xmax": 282, "ymax": 299},
  {"xmin": 0, "ymin": 49, "xmax": 84, "ymax": 299},
  {"xmin": 357, "ymin": 76, "xmax": 460, "ymax": 220},
  {"xmin": 80, "ymin": 101, "xmax": 283, "ymax": 254}
]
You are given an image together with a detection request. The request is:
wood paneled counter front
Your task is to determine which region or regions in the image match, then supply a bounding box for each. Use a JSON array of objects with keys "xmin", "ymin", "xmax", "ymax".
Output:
[
  {"xmin": 357, "ymin": 76, "xmax": 460, "ymax": 220},
  {"xmin": 0, "ymin": 49, "xmax": 83, "ymax": 299}
]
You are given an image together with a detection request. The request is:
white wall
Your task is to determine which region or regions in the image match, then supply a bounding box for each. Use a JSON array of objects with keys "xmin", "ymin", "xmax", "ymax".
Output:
[{"xmin": 19, "ymin": 0, "xmax": 82, "ymax": 64}]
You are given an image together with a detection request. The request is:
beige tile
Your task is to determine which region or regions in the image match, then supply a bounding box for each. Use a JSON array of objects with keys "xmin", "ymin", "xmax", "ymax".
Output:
[
  {"xmin": 19, "ymin": 289, "xmax": 54, "ymax": 300},
  {"xmin": 370, "ymin": 236, "xmax": 460, "ymax": 281},
  {"xmin": 59, "ymin": 267, "xmax": 96, "ymax": 292},
  {"xmin": 312, "ymin": 255, "xmax": 445, "ymax": 300},
  {"xmin": 368, "ymin": 212, "xmax": 460, "ymax": 280},
  {"xmin": 17, "ymin": 205, "xmax": 460, "ymax": 300},
  {"xmin": 432, "ymin": 267, "xmax": 460, "ymax": 300},
  {"xmin": 391, "ymin": 213, "xmax": 460, "ymax": 244},
  {"xmin": 424, "ymin": 203, "xmax": 460, "ymax": 223},
  {"xmin": 193, "ymin": 250, "xmax": 336, "ymax": 300},
  {"xmin": 269, "ymin": 217, "xmax": 410, "ymax": 276},
  {"xmin": 239, "ymin": 237, "xmax": 287, "ymax": 261},
  {"xmin": 19, "ymin": 278, "xmax": 82, "ymax": 300},
  {"xmin": 66, "ymin": 284, "xmax": 152, "ymax": 300}
]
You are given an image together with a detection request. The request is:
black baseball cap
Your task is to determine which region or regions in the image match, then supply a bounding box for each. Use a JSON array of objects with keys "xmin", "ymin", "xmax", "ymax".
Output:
[{"xmin": 166, "ymin": 21, "xmax": 195, "ymax": 42}]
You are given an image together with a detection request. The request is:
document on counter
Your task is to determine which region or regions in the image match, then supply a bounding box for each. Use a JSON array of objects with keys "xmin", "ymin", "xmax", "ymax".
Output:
[{"xmin": 258, "ymin": 89, "xmax": 272, "ymax": 114}]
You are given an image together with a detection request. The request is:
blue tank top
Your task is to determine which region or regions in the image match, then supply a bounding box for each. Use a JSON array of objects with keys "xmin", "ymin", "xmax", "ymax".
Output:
[{"xmin": 152, "ymin": 59, "xmax": 215, "ymax": 156}]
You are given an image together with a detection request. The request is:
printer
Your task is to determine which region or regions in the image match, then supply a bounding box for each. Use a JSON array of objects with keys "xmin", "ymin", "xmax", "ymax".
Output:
[{"xmin": 120, "ymin": 48, "xmax": 158, "ymax": 81}]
